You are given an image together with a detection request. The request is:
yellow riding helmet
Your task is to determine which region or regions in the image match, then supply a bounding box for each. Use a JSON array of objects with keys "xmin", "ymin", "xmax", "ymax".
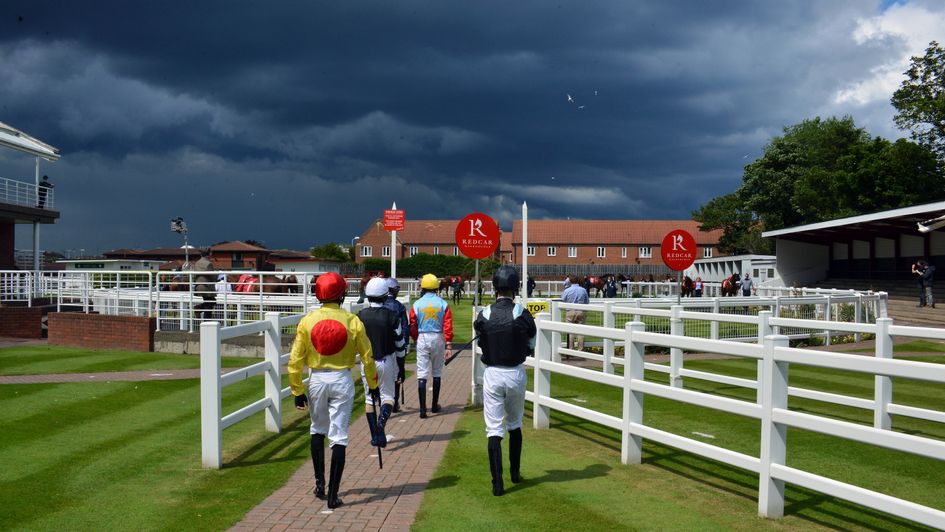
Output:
[{"xmin": 421, "ymin": 273, "xmax": 440, "ymax": 290}]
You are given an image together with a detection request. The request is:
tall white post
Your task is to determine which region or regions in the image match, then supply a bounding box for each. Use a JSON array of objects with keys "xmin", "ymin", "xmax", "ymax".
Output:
[
  {"xmin": 874, "ymin": 318, "xmax": 893, "ymax": 430},
  {"xmin": 200, "ymin": 321, "xmax": 222, "ymax": 468},
  {"xmin": 603, "ymin": 301, "xmax": 614, "ymax": 374},
  {"xmin": 756, "ymin": 311, "xmax": 773, "ymax": 405},
  {"xmin": 759, "ymin": 334, "xmax": 789, "ymax": 519},
  {"xmin": 669, "ymin": 305, "xmax": 683, "ymax": 388},
  {"xmin": 622, "ymin": 321, "xmax": 645, "ymax": 465},
  {"xmin": 471, "ymin": 305, "xmax": 484, "ymax": 406},
  {"xmin": 264, "ymin": 312, "xmax": 283, "ymax": 433},
  {"xmin": 391, "ymin": 201, "xmax": 397, "ymax": 279},
  {"xmin": 534, "ymin": 312, "xmax": 551, "ymax": 429},
  {"xmin": 522, "ymin": 201, "xmax": 528, "ymax": 306}
]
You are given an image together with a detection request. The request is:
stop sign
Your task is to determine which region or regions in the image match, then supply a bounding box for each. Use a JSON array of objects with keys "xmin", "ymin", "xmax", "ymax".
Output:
[
  {"xmin": 455, "ymin": 213, "xmax": 500, "ymax": 260},
  {"xmin": 661, "ymin": 229, "xmax": 697, "ymax": 271}
]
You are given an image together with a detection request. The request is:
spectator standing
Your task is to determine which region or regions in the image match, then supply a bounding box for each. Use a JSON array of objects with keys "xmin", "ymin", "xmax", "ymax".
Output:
[
  {"xmin": 740, "ymin": 273, "xmax": 753, "ymax": 297},
  {"xmin": 561, "ymin": 277, "xmax": 589, "ymax": 353},
  {"xmin": 37, "ymin": 175, "xmax": 54, "ymax": 209}
]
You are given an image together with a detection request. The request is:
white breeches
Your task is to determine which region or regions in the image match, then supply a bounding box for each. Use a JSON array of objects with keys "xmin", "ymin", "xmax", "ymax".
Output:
[
  {"xmin": 415, "ymin": 333, "xmax": 445, "ymax": 380},
  {"xmin": 307, "ymin": 369, "xmax": 354, "ymax": 447},
  {"xmin": 358, "ymin": 355, "xmax": 396, "ymax": 406},
  {"xmin": 483, "ymin": 365, "xmax": 526, "ymax": 438}
]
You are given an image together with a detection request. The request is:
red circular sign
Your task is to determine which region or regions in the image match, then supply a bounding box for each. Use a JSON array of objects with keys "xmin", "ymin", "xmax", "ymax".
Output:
[
  {"xmin": 455, "ymin": 213, "xmax": 500, "ymax": 260},
  {"xmin": 661, "ymin": 230, "xmax": 697, "ymax": 271}
]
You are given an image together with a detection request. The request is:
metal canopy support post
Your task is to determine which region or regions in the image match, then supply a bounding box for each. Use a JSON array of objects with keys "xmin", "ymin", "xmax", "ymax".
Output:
[{"xmin": 32, "ymin": 158, "xmax": 40, "ymax": 295}]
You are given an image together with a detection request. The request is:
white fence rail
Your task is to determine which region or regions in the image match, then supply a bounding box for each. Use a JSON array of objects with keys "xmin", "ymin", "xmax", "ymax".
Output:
[
  {"xmin": 200, "ymin": 303, "xmax": 368, "ymax": 468},
  {"xmin": 525, "ymin": 310, "xmax": 945, "ymax": 528}
]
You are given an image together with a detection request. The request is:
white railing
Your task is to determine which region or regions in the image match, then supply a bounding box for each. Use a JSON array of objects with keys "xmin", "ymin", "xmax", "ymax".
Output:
[
  {"xmin": 0, "ymin": 176, "xmax": 54, "ymax": 209},
  {"xmin": 527, "ymin": 312, "xmax": 945, "ymax": 528},
  {"xmin": 0, "ymin": 270, "xmax": 35, "ymax": 303},
  {"xmin": 199, "ymin": 303, "xmax": 369, "ymax": 468}
]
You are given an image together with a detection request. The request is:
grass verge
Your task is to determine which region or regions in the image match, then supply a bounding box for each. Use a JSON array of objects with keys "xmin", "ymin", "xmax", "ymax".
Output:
[{"xmin": 0, "ymin": 345, "xmax": 257, "ymax": 376}]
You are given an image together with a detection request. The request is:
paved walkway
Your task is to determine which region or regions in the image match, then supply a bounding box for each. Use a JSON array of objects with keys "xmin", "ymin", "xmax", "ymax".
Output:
[{"xmin": 229, "ymin": 353, "xmax": 472, "ymax": 532}]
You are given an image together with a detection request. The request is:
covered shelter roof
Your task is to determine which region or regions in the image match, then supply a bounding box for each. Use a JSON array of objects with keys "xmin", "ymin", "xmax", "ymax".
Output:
[
  {"xmin": 0, "ymin": 121, "xmax": 60, "ymax": 161},
  {"xmin": 761, "ymin": 201, "xmax": 945, "ymax": 244}
]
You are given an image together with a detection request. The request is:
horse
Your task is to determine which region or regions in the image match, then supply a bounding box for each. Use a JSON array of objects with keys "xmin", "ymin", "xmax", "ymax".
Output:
[
  {"xmin": 680, "ymin": 276, "xmax": 694, "ymax": 297},
  {"xmin": 720, "ymin": 273, "xmax": 740, "ymax": 297},
  {"xmin": 587, "ymin": 276, "xmax": 605, "ymax": 298}
]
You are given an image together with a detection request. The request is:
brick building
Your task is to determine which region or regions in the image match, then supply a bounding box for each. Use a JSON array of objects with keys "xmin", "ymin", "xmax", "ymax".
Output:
[
  {"xmin": 509, "ymin": 220, "xmax": 721, "ymax": 266},
  {"xmin": 355, "ymin": 219, "xmax": 474, "ymax": 262}
]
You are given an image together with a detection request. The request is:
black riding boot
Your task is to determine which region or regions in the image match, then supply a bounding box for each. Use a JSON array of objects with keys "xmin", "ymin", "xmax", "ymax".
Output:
[
  {"xmin": 393, "ymin": 382, "xmax": 401, "ymax": 413},
  {"xmin": 327, "ymin": 444, "xmax": 346, "ymax": 509},
  {"xmin": 418, "ymin": 378, "xmax": 428, "ymax": 418},
  {"xmin": 311, "ymin": 434, "xmax": 326, "ymax": 499},
  {"xmin": 509, "ymin": 428, "xmax": 522, "ymax": 483},
  {"xmin": 366, "ymin": 412, "xmax": 385, "ymax": 447},
  {"xmin": 431, "ymin": 377, "xmax": 442, "ymax": 413},
  {"xmin": 488, "ymin": 436, "xmax": 504, "ymax": 496},
  {"xmin": 379, "ymin": 403, "xmax": 393, "ymax": 429}
]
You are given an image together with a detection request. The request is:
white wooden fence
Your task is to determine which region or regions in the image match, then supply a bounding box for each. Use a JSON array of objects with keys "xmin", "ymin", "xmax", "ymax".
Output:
[{"xmin": 526, "ymin": 309, "xmax": 945, "ymax": 528}]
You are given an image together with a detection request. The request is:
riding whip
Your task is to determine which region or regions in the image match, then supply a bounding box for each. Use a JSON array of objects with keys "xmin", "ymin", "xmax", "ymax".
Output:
[
  {"xmin": 444, "ymin": 335, "xmax": 481, "ymax": 366},
  {"xmin": 370, "ymin": 399, "xmax": 383, "ymax": 469}
]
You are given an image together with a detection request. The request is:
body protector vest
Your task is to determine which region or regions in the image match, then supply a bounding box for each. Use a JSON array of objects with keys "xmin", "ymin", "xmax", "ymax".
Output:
[
  {"xmin": 474, "ymin": 298, "xmax": 537, "ymax": 367},
  {"xmin": 358, "ymin": 306, "xmax": 402, "ymax": 360}
]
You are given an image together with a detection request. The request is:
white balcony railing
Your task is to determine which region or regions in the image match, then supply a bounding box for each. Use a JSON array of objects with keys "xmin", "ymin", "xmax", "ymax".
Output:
[{"xmin": 0, "ymin": 176, "xmax": 54, "ymax": 210}]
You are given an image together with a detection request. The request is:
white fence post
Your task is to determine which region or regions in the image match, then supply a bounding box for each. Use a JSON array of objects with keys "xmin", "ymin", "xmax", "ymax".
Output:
[
  {"xmin": 773, "ymin": 296, "xmax": 781, "ymax": 336},
  {"xmin": 264, "ymin": 312, "xmax": 282, "ymax": 433},
  {"xmin": 670, "ymin": 305, "xmax": 683, "ymax": 388},
  {"xmin": 874, "ymin": 317, "xmax": 893, "ymax": 430},
  {"xmin": 711, "ymin": 298, "xmax": 720, "ymax": 340},
  {"xmin": 471, "ymin": 305, "xmax": 484, "ymax": 407},
  {"xmin": 534, "ymin": 312, "xmax": 552, "ymax": 430},
  {"xmin": 623, "ymin": 321, "xmax": 645, "ymax": 465},
  {"xmin": 756, "ymin": 311, "xmax": 772, "ymax": 405},
  {"xmin": 550, "ymin": 300, "xmax": 562, "ymax": 363},
  {"xmin": 824, "ymin": 295, "xmax": 832, "ymax": 346},
  {"xmin": 603, "ymin": 301, "xmax": 615, "ymax": 374},
  {"xmin": 854, "ymin": 294, "xmax": 863, "ymax": 342},
  {"xmin": 759, "ymin": 333, "xmax": 789, "ymax": 519},
  {"xmin": 200, "ymin": 321, "xmax": 222, "ymax": 469}
]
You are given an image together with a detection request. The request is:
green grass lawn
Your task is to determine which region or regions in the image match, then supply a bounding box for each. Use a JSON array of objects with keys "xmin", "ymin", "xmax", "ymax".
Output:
[
  {"xmin": 414, "ymin": 355, "xmax": 945, "ymax": 531},
  {"xmin": 0, "ymin": 373, "xmax": 371, "ymax": 530},
  {"xmin": 0, "ymin": 345, "xmax": 257, "ymax": 376},
  {"xmin": 844, "ymin": 339, "xmax": 945, "ymax": 354}
]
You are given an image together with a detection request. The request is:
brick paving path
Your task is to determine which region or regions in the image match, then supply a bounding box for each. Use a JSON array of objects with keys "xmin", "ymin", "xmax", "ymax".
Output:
[{"xmin": 229, "ymin": 353, "xmax": 472, "ymax": 532}]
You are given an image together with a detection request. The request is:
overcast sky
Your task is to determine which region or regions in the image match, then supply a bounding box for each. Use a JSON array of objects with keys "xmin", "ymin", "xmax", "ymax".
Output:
[{"xmin": 2, "ymin": 0, "xmax": 943, "ymax": 254}]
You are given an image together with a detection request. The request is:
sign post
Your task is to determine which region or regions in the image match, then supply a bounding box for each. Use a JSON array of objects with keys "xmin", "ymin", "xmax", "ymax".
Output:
[
  {"xmin": 384, "ymin": 205, "xmax": 405, "ymax": 279},
  {"xmin": 660, "ymin": 229, "xmax": 697, "ymax": 304},
  {"xmin": 455, "ymin": 212, "xmax": 501, "ymax": 305},
  {"xmin": 522, "ymin": 201, "xmax": 528, "ymax": 306}
]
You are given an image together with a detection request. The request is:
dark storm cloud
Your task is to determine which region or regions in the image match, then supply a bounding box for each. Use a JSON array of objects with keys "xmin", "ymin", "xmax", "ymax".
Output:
[{"xmin": 3, "ymin": 0, "xmax": 942, "ymax": 252}]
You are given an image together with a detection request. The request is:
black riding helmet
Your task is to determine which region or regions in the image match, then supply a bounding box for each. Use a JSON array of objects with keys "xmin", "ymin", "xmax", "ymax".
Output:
[{"xmin": 492, "ymin": 265, "xmax": 520, "ymax": 291}]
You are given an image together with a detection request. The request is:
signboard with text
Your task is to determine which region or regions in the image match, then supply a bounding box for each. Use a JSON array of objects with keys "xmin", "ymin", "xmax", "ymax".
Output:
[
  {"xmin": 455, "ymin": 213, "xmax": 500, "ymax": 260},
  {"xmin": 660, "ymin": 229, "xmax": 697, "ymax": 271},
  {"xmin": 383, "ymin": 209, "xmax": 405, "ymax": 231},
  {"xmin": 525, "ymin": 300, "xmax": 548, "ymax": 317}
]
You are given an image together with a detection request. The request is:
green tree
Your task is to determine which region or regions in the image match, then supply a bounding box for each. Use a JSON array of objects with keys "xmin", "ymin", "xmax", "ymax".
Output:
[
  {"xmin": 694, "ymin": 116, "xmax": 945, "ymax": 251},
  {"xmin": 892, "ymin": 41, "xmax": 945, "ymax": 161},
  {"xmin": 310, "ymin": 242, "xmax": 351, "ymax": 262}
]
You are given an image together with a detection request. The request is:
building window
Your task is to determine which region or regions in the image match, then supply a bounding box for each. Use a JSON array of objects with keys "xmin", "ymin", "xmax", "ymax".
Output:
[
  {"xmin": 639, "ymin": 247, "xmax": 652, "ymax": 259},
  {"xmin": 362, "ymin": 246, "xmax": 373, "ymax": 257},
  {"xmin": 382, "ymin": 246, "xmax": 390, "ymax": 257},
  {"xmin": 454, "ymin": 246, "xmax": 459, "ymax": 256},
  {"xmin": 768, "ymin": 268, "xmax": 775, "ymax": 278},
  {"xmin": 433, "ymin": 246, "xmax": 439, "ymax": 255},
  {"xmin": 547, "ymin": 246, "xmax": 556, "ymax": 257},
  {"xmin": 409, "ymin": 246, "xmax": 418, "ymax": 257},
  {"xmin": 508, "ymin": 252, "xmax": 513, "ymax": 262},
  {"xmin": 597, "ymin": 246, "xmax": 606, "ymax": 258},
  {"xmin": 621, "ymin": 247, "xmax": 627, "ymax": 258},
  {"xmin": 703, "ymin": 247, "xmax": 712, "ymax": 258},
  {"xmin": 568, "ymin": 246, "xmax": 577, "ymax": 258},
  {"xmin": 527, "ymin": 246, "xmax": 536, "ymax": 257}
]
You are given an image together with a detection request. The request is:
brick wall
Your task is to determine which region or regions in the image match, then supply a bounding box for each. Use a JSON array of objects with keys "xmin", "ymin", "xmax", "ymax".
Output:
[
  {"xmin": 0, "ymin": 306, "xmax": 43, "ymax": 338},
  {"xmin": 48, "ymin": 313, "xmax": 156, "ymax": 352}
]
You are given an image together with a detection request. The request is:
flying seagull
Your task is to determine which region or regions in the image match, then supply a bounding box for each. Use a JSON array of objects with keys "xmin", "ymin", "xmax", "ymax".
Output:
[{"xmin": 567, "ymin": 94, "xmax": 574, "ymax": 103}]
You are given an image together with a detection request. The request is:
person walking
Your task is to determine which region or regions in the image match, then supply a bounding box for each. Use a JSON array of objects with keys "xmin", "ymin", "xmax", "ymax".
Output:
[
  {"xmin": 694, "ymin": 277, "xmax": 703, "ymax": 297},
  {"xmin": 561, "ymin": 276, "xmax": 589, "ymax": 353},
  {"xmin": 526, "ymin": 276, "xmax": 536, "ymax": 298},
  {"xmin": 384, "ymin": 277, "xmax": 410, "ymax": 412},
  {"xmin": 740, "ymin": 273, "xmax": 753, "ymax": 297},
  {"xmin": 917, "ymin": 259, "xmax": 936, "ymax": 308},
  {"xmin": 475, "ymin": 266, "xmax": 537, "ymax": 496},
  {"xmin": 409, "ymin": 273, "xmax": 453, "ymax": 418},
  {"xmin": 603, "ymin": 275, "xmax": 618, "ymax": 298},
  {"xmin": 358, "ymin": 277, "xmax": 405, "ymax": 448},
  {"xmin": 288, "ymin": 272, "xmax": 379, "ymax": 510}
]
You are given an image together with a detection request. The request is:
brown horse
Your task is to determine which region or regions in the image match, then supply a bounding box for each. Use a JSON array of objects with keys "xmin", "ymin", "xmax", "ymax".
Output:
[
  {"xmin": 681, "ymin": 276, "xmax": 694, "ymax": 297},
  {"xmin": 720, "ymin": 273, "xmax": 740, "ymax": 297}
]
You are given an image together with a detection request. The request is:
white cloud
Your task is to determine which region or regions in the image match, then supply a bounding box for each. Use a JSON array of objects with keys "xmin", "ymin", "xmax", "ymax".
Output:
[{"xmin": 835, "ymin": 2, "xmax": 945, "ymax": 106}]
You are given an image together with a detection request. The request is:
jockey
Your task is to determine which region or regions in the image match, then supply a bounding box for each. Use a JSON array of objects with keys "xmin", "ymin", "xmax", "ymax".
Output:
[
  {"xmin": 410, "ymin": 273, "xmax": 453, "ymax": 418},
  {"xmin": 357, "ymin": 277, "xmax": 405, "ymax": 448},
  {"xmin": 383, "ymin": 277, "xmax": 410, "ymax": 412}
]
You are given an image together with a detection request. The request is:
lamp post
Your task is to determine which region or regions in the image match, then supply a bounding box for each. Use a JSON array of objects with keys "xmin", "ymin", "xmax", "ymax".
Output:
[
  {"xmin": 171, "ymin": 217, "xmax": 189, "ymax": 268},
  {"xmin": 351, "ymin": 235, "xmax": 360, "ymax": 260}
]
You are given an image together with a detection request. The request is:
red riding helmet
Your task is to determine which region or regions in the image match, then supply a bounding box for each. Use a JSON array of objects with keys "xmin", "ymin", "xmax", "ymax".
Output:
[{"xmin": 315, "ymin": 272, "xmax": 347, "ymax": 302}]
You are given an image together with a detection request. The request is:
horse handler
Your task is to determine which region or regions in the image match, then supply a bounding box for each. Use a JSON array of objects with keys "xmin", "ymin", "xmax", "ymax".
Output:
[
  {"xmin": 410, "ymin": 273, "xmax": 453, "ymax": 418},
  {"xmin": 289, "ymin": 272, "xmax": 380, "ymax": 509},
  {"xmin": 474, "ymin": 266, "xmax": 537, "ymax": 496},
  {"xmin": 358, "ymin": 278, "xmax": 406, "ymax": 448}
]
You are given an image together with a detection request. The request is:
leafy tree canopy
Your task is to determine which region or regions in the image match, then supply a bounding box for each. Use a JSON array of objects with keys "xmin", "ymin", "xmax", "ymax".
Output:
[
  {"xmin": 892, "ymin": 41, "xmax": 945, "ymax": 161},
  {"xmin": 310, "ymin": 242, "xmax": 352, "ymax": 262},
  {"xmin": 694, "ymin": 116, "xmax": 944, "ymax": 254}
]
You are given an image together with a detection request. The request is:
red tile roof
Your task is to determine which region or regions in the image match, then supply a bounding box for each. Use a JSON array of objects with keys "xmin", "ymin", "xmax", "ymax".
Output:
[
  {"xmin": 510, "ymin": 220, "xmax": 722, "ymax": 245},
  {"xmin": 268, "ymin": 249, "xmax": 312, "ymax": 259},
  {"xmin": 210, "ymin": 241, "xmax": 269, "ymax": 252},
  {"xmin": 397, "ymin": 220, "xmax": 459, "ymax": 244}
]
